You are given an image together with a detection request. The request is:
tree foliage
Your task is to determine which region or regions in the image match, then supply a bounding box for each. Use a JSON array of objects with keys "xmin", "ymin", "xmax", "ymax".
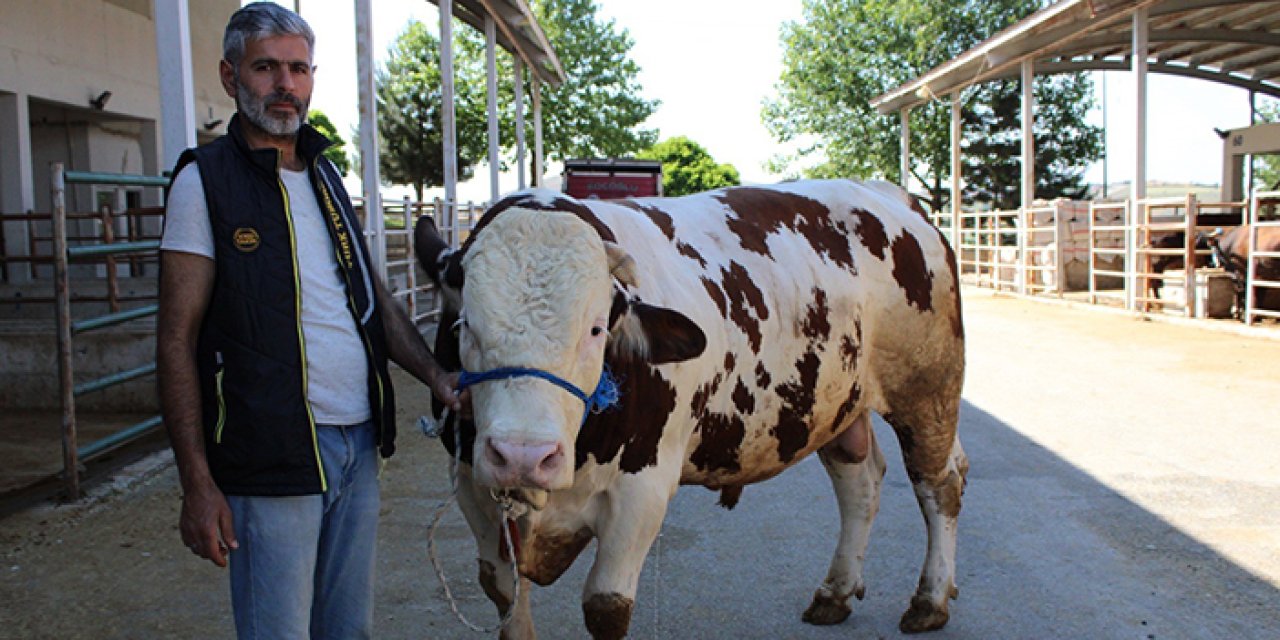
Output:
[
  {"xmin": 373, "ymin": 2, "xmax": 658, "ymax": 197},
  {"xmin": 638, "ymin": 136, "xmax": 740, "ymax": 196},
  {"xmin": 374, "ymin": 21, "xmax": 488, "ymax": 200},
  {"xmin": 764, "ymin": 0, "xmax": 1102, "ymax": 211},
  {"xmin": 528, "ymin": 0, "xmax": 659, "ymax": 161},
  {"xmin": 1254, "ymin": 98, "xmax": 1280, "ymax": 191},
  {"xmin": 307, "ymin": 110, "xmax": 350, "ymax": 177}
]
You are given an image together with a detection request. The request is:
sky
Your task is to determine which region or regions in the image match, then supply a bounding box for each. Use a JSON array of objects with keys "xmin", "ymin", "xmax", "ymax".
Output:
[{"xmin": 276, "ymin": 0, "xmax": 1264, "ymax": 201}]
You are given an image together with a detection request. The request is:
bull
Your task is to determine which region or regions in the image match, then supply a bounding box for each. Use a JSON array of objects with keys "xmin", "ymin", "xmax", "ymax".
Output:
[{"xmin": 414, "ymin": 180, "xmax": 968, "ymax": 638}]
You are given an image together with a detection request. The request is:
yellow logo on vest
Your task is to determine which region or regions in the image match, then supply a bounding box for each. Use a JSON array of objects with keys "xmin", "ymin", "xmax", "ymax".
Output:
[{"xmin": 233, "ymin": 228, "xmax": 261, "ymax": 252}]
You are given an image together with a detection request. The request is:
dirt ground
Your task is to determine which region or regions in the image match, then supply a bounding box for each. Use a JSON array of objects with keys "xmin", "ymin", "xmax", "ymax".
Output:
[{"xmin": 1, "ymin": 289, "xmax": 1278, "ymax": 639}]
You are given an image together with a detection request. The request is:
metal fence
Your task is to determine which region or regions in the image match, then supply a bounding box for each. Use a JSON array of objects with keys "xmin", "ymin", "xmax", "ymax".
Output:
[
  {"xmin": 937, "ymin": 194, "xmax": 1272, "ymax": 324},
  {"xmin": 51, "ymin": 164, "xmax": 167, "ymax": 499}
]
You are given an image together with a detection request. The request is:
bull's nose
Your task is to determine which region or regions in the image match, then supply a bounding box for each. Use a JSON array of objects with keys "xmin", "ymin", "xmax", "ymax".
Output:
[{"xmin": 484, "ymin": 438, "xmax": 565, "ymax": 490}]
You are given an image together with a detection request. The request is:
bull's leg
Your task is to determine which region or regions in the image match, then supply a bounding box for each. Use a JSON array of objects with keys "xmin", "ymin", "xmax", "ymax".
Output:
[
  {"xmin": 804, "ymin": 411, "xmax": 888, "ymax": 626},
  {"xmin": 886, "ymin": 405, "xmax": 968, "ymax": 635},
  {"xmin": 455, "ymin": 470, "xmax": 537, "ymax": 640},
  {"xmin": 580, "ymin": 474, "xmax": 673, "ymax": 640}
]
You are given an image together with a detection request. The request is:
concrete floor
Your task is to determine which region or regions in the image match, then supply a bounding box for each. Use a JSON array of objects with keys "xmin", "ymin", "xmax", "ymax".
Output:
[{"xmin": 1, "ymin": 287, "xmax": 1278, "ymax": 638}]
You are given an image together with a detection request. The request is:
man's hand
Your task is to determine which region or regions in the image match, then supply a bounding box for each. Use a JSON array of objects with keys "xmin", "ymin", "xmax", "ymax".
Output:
[
  {"xmin": 431, "ymin": 370, "xmax": 471, "ymax": 418},
  {"xmin": 180, "ymin": 484, "xmax": 239, "ymax": 568}
]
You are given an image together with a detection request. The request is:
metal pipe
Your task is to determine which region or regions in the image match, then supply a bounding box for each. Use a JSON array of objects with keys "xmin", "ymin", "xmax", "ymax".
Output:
[
  {"xmin": 74, "ymin": 363, "xmax": 157, "ymax": 397},
  {"xmin": 71, "ymin": 304, "xmax": 159, "ymax": 334},
  {"xmin": 67, "ymin": 240, "xmax": 161, "ymax": 258},
  {"xmin": 77, "ymin": 415, "xmax": 164, "ymax": 459},
  {"xmin": 64, "ymin": 170, "xmax": 169, "ymax": 188},
  {"xmin": 53, "ymin": 163, "xmax": 80, "ymax": 499}
]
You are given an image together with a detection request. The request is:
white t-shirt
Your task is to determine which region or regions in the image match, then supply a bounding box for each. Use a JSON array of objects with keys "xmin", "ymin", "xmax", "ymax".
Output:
[{"xmin": 162, "ymin": 163, "xmax": 372, "ymax": 425}]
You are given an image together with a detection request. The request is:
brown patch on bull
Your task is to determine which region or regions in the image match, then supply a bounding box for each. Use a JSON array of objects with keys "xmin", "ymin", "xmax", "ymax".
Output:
[
  {"xmin": 689, "ymin": 411, "xmax": 745, "ymax": 474},
  {"xmin": 772, "ymin": 351, "xmax": 820, "ymax": 463},
  {"xmin": 731, "ymin": 378, "xmax": 755, "ymax": 415},
  {"xmin": 689, "ymin": 373, "xmax": 723, "ymax": 419},
  {"xmin": 852, "ymin": 208, "xmax": 890, "ymax": 260},
  {"xmin": 830, "ymin": 383, "xmax": 863, "ymax": 437},
  {"xmin": 838, "ymin": 334, "xmax": 859, "ymax": 371},
  {"xmin": 721, "ymin": 261, "xmax": 769, "ymax": 353},
  {"xmin": 883, "ymin": 413, "xmax": 920, "ymax": 482},
  {"xmin": 520, "ymin": 527, "xmax": 594, "ymax": 586},
  {"xmin": 718, "ymin": 485, "xmax": 744, "ymax": 509},
  {"xmin": 576, "ymin": 359, "xmax": 675, "ymax": 473},
  {"xmin": 715, "ymin": 188, "xmax": 855, "ymax": 269},
  {"xmin": 477, "ymin": 559, "xmax": 511, "ymax": 615},
  {"xmin": 616, "ymin": 199, "xmax": 674, "ymax": 240},
  {"xmin": 723, "ymin": 351, "xmax": 736, "ymax": 372},
  {"xmin": 942, "ymin": 240, "xmax": 964, "ymax": 339},
  {"xmin": 675, "ymin": 241, "xmax": 706, "ymax": 267},
  {"xmin": 701, "ymin": 276, "xmax": 727, "ymax": 318},
  {"xmin": 890, "ymin": 231, "xmax": 934, "ymax": 312},
  {"xmin": 935, "ymin": 469, "xmax": 964, "ymax": 519},
  {"xmin": 584, "ymin": 593, "xmax": 634, "ymax": 640},
  {"xmin": 677, "ymin": 241, "xmax": 707, "ymax": 268},
  {"xmin": 801, "ymin": 287, "xmax": 831, "ymax": 342},
  {"xmin": 755, "ymin": 361, "xmax": 772, "ymax": 389}
]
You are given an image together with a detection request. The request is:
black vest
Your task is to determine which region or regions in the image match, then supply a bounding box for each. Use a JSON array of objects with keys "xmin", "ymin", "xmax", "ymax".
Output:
[{"xmin": 169, "ymin": 114, "xmax": 395, "ymax": 496}]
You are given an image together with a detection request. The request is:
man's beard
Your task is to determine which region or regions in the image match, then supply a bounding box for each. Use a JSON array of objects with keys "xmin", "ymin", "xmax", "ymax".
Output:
[{"xmin": 236, "ymin": 75, "xmax": 308, "ymax": 137}]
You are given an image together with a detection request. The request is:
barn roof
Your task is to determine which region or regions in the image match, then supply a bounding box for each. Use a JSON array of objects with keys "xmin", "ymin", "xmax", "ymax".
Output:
[
  {"xmin": 871, "ymin": 0, "xmax": 1280, "ymax": 114},
  {"xmin": 429, "ymin": 0, "xmax": 566, "ymax": 87}
]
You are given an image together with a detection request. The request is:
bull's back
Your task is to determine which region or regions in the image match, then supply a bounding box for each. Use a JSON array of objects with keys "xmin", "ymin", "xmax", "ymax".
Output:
[{"xmin": 596, "ymin": 180, "xmax": 963, "ymax": 489}]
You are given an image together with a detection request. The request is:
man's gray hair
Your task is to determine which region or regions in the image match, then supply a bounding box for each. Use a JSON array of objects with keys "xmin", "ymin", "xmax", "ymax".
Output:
[{"xmin": 223, "ymin": 2, "xmax": 315, "ymax": 66}]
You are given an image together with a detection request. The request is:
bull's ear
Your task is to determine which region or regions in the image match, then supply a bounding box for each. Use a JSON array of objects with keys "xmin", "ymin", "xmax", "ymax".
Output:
[
  {"xmin": 414, "ymin": 215, "xmax": 464, "ymax": 297},
  {"xmin": 613, "ymin": 300, "xmax": 706, "ymax": 365}
]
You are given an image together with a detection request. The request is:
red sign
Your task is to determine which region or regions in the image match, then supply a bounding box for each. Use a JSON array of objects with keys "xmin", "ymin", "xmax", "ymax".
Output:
[{"xmin": 564, "ymin": 173, "xmax": 661, "ymax": 200}]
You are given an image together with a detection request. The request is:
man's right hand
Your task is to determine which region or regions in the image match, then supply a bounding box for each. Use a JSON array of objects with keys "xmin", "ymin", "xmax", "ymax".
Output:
[{"xmin": 179, "ymin": 485, "xmax": 239, "ymax": 568}]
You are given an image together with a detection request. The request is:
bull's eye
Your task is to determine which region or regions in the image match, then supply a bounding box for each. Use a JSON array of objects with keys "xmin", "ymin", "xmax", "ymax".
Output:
[{"xmin": 591, "ymin": 326, "xmax": 605, "ymax": 337}]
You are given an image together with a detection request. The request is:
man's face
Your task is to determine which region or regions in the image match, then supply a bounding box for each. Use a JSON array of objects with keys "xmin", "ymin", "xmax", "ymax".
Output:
[{"xmin": 221, "ymin": 34, "xmax": 313, "ymax": 137}]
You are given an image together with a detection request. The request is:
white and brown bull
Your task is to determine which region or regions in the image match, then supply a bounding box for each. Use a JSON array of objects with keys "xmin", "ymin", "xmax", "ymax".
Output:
[{"xmin": 415, "ymin": 180, "xmax": 967, "ymax": 638}]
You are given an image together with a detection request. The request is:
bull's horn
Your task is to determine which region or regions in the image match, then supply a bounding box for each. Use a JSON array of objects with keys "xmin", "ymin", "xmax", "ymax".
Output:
[{"xmin": 604, "ymin": 241, "xmax": 638, "ymax": 287}]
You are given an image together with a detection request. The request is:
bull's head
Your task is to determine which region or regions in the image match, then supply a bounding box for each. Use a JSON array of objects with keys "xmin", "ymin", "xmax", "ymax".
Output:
[{"xmin": 416, "ymin": 198, "xmax": 705, "ymax": 500}]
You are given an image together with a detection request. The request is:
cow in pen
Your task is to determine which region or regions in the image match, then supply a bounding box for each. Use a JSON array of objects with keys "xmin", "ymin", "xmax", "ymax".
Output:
[{"xmin": 415, "ymin": 179, "xmax": 967, "ymax": 638}]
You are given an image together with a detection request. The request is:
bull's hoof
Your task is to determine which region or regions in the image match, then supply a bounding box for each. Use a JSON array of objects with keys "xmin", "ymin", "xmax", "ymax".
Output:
[
  {"xmin": 899, "ymin": 594, "xmax": 949, "ymax": 633},
  {"xmin": 583, "ymin": 592, "xmax": 633, "ymax": 640},
  {"xmin": 802, "ymin": 590, "xmax": 852, "ymax": 625}
]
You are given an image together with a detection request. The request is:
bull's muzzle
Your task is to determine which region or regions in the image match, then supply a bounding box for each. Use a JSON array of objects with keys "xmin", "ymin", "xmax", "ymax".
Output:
[{"xmin": 482, "ymin": 438, "xmax": 567, "ymax": 490}]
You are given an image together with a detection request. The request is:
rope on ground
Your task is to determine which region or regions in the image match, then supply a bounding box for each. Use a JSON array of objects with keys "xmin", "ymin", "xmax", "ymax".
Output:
[{"xmin": 424, "ymin": 410, "xmax": 521, "ymax": 634}]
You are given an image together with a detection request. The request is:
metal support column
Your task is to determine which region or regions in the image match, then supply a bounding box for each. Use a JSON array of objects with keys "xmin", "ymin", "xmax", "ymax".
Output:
[
  {"xmin": 485, "ymin": 16, "xmax": 500, "ymax": 202},
  {"xmin": 355, "ymin": 0, "xmax": 385, "ymax": 275}
]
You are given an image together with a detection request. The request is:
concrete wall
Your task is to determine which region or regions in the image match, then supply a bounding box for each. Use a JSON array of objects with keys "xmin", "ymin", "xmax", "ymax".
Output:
[
  {"xmin": 0, "ymin": 320, "xmax": 159, "ymax": 412},
  {"xmin": 0, "ymin": 0, "xmax": 237, "ymax": 136},
  {"xmin": 0, "ymin": 0, "xmax": 238, "ymax": 284}
]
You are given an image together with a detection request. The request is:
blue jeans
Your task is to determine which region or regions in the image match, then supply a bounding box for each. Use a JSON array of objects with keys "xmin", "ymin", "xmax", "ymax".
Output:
[{"xmin": 226, "ymin": 421, "xmax": 380, "ymax": 640}]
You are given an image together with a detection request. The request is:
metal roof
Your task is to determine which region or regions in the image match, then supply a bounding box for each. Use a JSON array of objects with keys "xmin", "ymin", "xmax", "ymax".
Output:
[
  {"xmin": 428, "ymin": 0, "xmax": 566, "ymax": 86},
  {"xmin": 872, "ymin": 0, "xmax": 1280, "ymax": 114}
]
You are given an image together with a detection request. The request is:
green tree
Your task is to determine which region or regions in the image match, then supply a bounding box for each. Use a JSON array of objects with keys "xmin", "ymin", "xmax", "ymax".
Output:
[
  {"xmin": 764, "ymin": 0, "xmax": 1102, "ymax": 211},
  {"xmin": 638, "ymin": 136, "xmax": 740, "ymax": 196},
  {"xmin": 529, "ymin": 0, "xmax": 659, "ymax": 161},
  {"xmin": 307, "ymin": 109, "xmax": 350, "ymax": 176},
  {"xmin": 375, "ymin": 20, "xmax": 488, "ymax": 200},
  {"xmin": 1254, "ymin": 98, "xmax": 1280, "ymax": 191}
]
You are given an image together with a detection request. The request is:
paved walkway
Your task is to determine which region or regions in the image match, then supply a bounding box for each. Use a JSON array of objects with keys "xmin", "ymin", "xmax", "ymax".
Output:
[{"xmin": 2, "ymin": 287, "xmax": 1278, "ymax": 638}]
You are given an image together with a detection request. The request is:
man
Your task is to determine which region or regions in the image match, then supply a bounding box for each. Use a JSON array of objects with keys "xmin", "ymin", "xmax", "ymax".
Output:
[{"xmin": 156, "ymin": 4, "xmax": 462, "ymax": 637}]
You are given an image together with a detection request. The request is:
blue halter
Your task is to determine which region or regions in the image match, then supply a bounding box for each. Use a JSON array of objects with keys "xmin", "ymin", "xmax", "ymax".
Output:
[{"xmin": 456, "ymin": 365, "xmax": 620, "ymax": 424}]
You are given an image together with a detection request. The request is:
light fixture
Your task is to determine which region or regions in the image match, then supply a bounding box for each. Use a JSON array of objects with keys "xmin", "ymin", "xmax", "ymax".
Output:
[{"xmin": 89, "ymin": 90, "xmax": 112, "ymax": 110}]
